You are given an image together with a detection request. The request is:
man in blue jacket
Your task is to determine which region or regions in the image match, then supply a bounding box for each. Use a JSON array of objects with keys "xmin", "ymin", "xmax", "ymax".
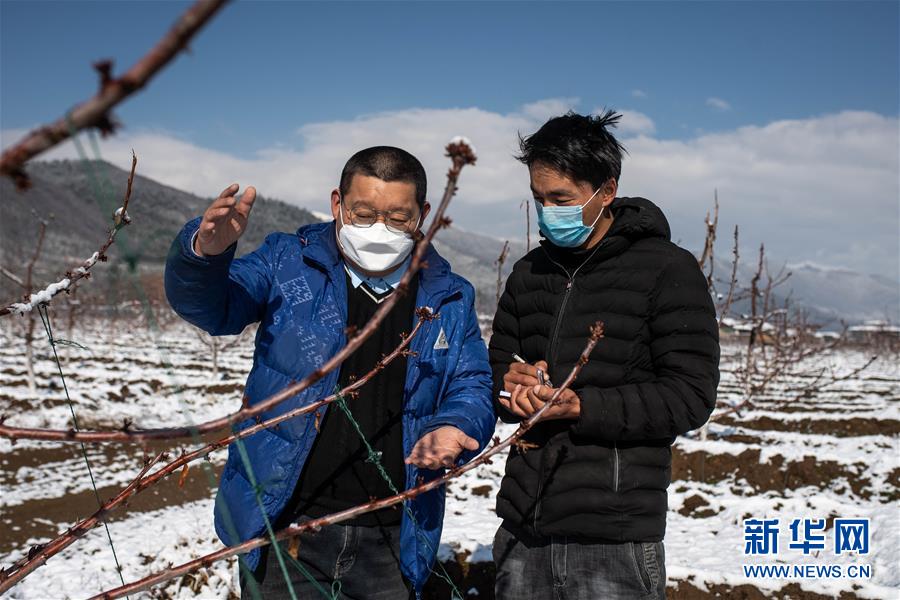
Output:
[{"xmin": 164, "ymin": 146, "xmax": 495, "ymax": 599}]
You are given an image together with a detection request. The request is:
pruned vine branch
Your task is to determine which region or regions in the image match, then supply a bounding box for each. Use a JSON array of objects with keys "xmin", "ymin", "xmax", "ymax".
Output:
[
  {"xmin": 0, "ymin": 311, "xmax": 431, "ymax": 593},
  {"xmin": 0, "ymin": 139, "xmax": 476, "ymax": 443},
  {"xmin": 693, "ymin": 193, "xmax": 876, "ymax": 429},
  {"xmin": 0, "ymin": 151, "xmax": 137, "ymax": 317},
  {"xmin": 0, "ymin": 0, "xmax": 227, "ymax": 189},
  {"xmin": 86, "ymin": 322, "xmax": 605, "ymax": 600},
  {"xmin": 495, "ymin": 240, "xmax": 510, "ymax": 306}
]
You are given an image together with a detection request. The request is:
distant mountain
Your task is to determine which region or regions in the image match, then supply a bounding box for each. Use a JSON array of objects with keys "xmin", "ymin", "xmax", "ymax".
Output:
[
  {"xmin": 775, "ymin": 262, "xmax": 898, "ymax": 327},
  {"xmin": 706, "ymin": 255, "xmax": 899, "ymax": 328},
  {"xmin": 0, "ymin": 160, "xmax": 318, "ymax": 302},
  {"xmin": 431, "ymin": 226, "xmax": 527, "ymax": 311},
  {"xmin": 1, "ymin": 160, "xmax": 895, "ymax": 324}
]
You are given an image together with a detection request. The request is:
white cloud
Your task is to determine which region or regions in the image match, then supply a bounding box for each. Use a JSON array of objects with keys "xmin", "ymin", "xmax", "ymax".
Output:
[
  {"xmin": 706, "ymin": 97, "xmax": 732, "ymax": 111},
  {"xmin": 2, "ymin": 106, "xmax": 897, "ymax": 278},
  {"xmin": 617, "ymin": 110, "xmax": 898, "ymax": 277},
  {"xmin": 631, "ymin": 89, "xmax": 647, "ymax": 99},
  {"xmin": 612, "ymin": 109, "xmax": 656, "ymax": 136},
  {"xmin": 518, "ymin": 98, "xmax": 579, "ymax": 121}
]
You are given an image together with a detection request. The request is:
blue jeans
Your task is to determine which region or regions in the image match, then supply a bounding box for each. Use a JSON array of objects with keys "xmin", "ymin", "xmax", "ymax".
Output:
[
  {"xmin": 240, "ymin": 516, "xmax": 413, "ymax": 600},
  {"xmin": 493, "ymin": 522, "xmax": 666, "ymax": 600}
]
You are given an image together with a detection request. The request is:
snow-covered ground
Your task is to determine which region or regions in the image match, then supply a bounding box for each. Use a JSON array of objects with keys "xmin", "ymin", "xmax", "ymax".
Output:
[{"xmin": 1, "ymin": 318, "xmax": 898, "ymax": 599}]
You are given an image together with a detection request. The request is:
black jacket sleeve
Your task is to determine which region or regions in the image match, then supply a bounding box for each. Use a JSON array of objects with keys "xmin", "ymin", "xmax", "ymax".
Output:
[
  {"xmin": 488, "ymin": 270, "xmax": 525, "ymax": 424},
  {"xmin": 570, "ymin": 248, "xmax": 720, "ymax": 441}
]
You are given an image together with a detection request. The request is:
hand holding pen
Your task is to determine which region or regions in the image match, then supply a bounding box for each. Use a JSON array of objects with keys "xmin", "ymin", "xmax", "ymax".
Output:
[
  {"xmin": 512, "ymin": 353, "xmax": 553, "ymax": 387},
  {"xmin": 500, "ymin": 353, "xmax": 550, "ymax": 397},
  {"xmin": 498, "ymin": 353, "xmax": 580, "ymax": 421}
]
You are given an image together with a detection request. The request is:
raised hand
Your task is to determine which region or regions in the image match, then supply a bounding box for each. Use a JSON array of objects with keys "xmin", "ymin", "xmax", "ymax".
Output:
[{"xmin": 194, "ymin": 183, "xmax": 257, "ymax": 256}]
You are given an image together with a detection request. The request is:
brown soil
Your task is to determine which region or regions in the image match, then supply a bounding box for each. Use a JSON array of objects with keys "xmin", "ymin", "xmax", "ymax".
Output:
[
  {"xmin": 424, "ymin": 554, "xmax": 495, "ymax": 600},
  {"xmin": 885, "ymin": 468, "xmax": 900, "ymax": 502},
  {"xmin": 0, "ymin": 462, "xmax": 224, "ymax": 555},
  {"xmin": 471, "ymin": 485, "xmax": 493, "ymax": 497},
  {"xmin": 678, "ymin": 494, "xmax": 720, "ymax": 518},
  {"xmin": 672, "ymin": 449, "xmax": 873, "ymax": 498},
  {"xmin": 0, "ymin": 432, "xmax": 231, "ymax": 556},
  {"xmin": 204, "ymin": 383, "xmax": 245, "ymax": 395},
  {"xmin": 668, "ymin": 579, "xmax": 863, "ymax": 599},
  {"xmin": 717, "ymin": 433, "xmax": 765, "ymax": 445},
  {"xmin": 716, "ymin": 415, "xmax": 900, "ymax": 437}
]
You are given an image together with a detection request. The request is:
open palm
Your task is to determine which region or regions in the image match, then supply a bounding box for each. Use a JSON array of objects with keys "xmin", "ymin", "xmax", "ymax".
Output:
[{"xmin": 194, "ymin": 183, "xmax": 257, "ymax": 256}]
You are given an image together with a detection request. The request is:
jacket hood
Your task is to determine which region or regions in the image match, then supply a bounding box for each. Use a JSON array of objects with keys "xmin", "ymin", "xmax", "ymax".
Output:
[{"xmin": 606, "ymin": 196, "xmax": 671, "ymax": 241}]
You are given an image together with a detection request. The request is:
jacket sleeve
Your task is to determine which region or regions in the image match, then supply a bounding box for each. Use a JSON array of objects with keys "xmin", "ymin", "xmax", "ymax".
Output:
[
  {"xmin": 487, "ymin": 270, "xmax": 525, "ymax": 424},
  {"xmin": 164, "ymin": 217, "xmax": 274, "ymax": 336},
  {"xmin": 421, "ymin": 285, "xmax": 496, "ymax": 465},
  {"xmin": 570, "ymin": 249, "xmax": 720, "ymax": 441}
]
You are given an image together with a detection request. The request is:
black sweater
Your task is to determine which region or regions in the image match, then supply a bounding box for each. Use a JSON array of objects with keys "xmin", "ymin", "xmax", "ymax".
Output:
[
  {"xmin": 488, "ymin": 196, "xmax": 720, "ymax": 542},
  {"xmin": 287, "ymin": 272, "xmax": 418, "ymax": 527}
]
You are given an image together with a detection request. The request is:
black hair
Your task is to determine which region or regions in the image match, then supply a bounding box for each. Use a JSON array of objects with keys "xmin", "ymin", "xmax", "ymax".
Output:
[
  {"xmin": 339, "ymin": 146, "xmax": 427, "ymax": 208},
  {"xmin": 516, "ymin": 109, "xmax": 627, "ymax": 188}
]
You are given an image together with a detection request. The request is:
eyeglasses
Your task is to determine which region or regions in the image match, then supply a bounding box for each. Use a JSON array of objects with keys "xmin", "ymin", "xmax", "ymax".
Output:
[{"xmin": 342, "ymin": 200, "xmax": 419, "ymax": 234}]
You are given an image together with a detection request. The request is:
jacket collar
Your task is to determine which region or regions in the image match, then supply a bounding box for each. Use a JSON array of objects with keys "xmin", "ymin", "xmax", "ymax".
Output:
[{"xmin": 296, "ymin": 220, "xmax": 455, "ymax": 302}]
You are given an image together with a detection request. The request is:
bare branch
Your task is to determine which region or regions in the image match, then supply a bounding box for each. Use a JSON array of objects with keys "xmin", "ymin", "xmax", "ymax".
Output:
[
  {"xmin": 85, "ymin": 322, "xmax": 605, "ymax": 599},
  {"xmin": 0, "ymin": 140, "xmax": 476, "ymax": 443},
  {"xmin": 698, "ymin": 190, "xmax": 718, "ymax": 290},
  {"xmin": 519, "ymin": 198, "xmax": 532, "ymax": 252},
  {"xmin": 0, "ymin": 267, "xmax": 25, "ymax": 288},
  {"xmin": 717, "ymin": 225, "xmax": 739, "ymax": 327},
  {"xmin": 0, "ymin": 153, "xmax": 137, "ymax": 317},
  {"xmin": 0, "ymin": 1, "xmax": 227, "ymax": 188},
  {"xmin": 0, "ymin": 314, "xmax": 429, "ymax": 592},
  {"xmin": 0, "ymin": 452, "xmax": 167, "ymax": 591},
  {"xmin": 495, "ymin": 240, "xmax": 510, "ymax": 306}
]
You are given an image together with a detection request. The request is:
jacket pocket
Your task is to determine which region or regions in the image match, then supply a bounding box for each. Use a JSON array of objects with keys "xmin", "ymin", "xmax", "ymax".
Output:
[{"xmin": 630, "ymin": 541, "xmax": 662, "ymax": 596}]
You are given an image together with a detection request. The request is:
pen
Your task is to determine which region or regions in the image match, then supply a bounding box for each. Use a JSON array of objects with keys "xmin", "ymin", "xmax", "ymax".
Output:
[{"xmin": 511, "ymin": 353, "xmax": 553, "ymax": 387}]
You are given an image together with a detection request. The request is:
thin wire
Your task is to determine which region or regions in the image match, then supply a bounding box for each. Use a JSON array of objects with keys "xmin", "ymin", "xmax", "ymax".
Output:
[
  {"xmin": 232, "ymin": 435, "xmax": 337, "ymax": 600},
  {"xmin": 36, "ymin": 305, "xmax": 128, "ymax": 594},
  {"xmin": 82, "ymin": 126, "xmax": 321, "ymax": 599},
  {"xmin": 61, "ymin": 124, "xmax": 448, "ymax": 599},
  {"xmin": 67, "ymin": 123, "xmax": 265, "ymax": 598},
  {"xmin": 333, "ymin": 390, "xmax": 464, "ymax": 600}
]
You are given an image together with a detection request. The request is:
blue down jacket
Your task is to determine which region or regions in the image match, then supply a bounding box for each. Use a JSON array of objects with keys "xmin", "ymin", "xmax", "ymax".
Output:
[{"xmin": 164, "ymin": 218, "xmax": 495, "ymax": 595}]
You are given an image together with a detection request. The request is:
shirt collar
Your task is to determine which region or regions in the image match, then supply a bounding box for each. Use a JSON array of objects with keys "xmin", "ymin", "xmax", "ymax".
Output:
[{"xmin": 343, "ymin": 254, "xmax": 411, "ymax": 295}]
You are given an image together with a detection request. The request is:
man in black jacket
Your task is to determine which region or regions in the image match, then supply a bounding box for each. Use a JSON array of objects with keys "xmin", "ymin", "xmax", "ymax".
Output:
[{"xmin": 489, "ymin": 111, "xmax": 720, "ymax": 599}]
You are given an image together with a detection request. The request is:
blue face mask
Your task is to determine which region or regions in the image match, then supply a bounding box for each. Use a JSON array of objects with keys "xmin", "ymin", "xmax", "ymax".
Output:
[{"xmin": 534, "ymin": 186, "xmax": 606, "ymax": 248}]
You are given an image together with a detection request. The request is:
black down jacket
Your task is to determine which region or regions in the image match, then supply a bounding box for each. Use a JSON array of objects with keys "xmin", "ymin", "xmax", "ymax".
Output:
[{"xmin": 489, "ymin": 196, "xmax": 720, "ymax": 542}]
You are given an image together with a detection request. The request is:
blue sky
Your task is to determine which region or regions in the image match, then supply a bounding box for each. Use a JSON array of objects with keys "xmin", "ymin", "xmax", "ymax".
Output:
[
  {"xmin": 3, "ymin": 1, "xmax": 898, "ymax": 150},
  {"xmin": 1, "ymin": 1, "xmax": 898, "ymax": 279}
]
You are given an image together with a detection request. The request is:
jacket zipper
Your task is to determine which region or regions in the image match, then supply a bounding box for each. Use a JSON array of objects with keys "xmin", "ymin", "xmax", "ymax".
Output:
[
  {"xmin": 547, "ymin": 278, "xmax": 574, "ymax": 367},
  {"xmin": 613, "ymin": 443, "xmax": 619, "ymax": 492},
  {"xmin": 542, "ymin": 253, "xmax": 573, "ymax": 367},
  {"xmin": 533, "ymin": 463, "xmax": 543, "ymax": 531},
  {"xmin": 532, "ymin": 243, "xmax": 607, "ymax": 534},
  {"xmin": 542, "ymin": 241, "xmax": 605, "ymax": 367}
]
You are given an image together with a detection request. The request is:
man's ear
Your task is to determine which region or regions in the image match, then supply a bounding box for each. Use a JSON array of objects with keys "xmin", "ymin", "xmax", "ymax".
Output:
[
  {"xmin": 411, "ymin": 202, "xmax": 431, "ymax": 241},
  {"xmin": 330, "ymin": 188, "xmax": 342, "ymax": 222},
  {"xmin": 419, "ymin": 202, "xmax": 431, "ymax": 229},
  {"xmin": 602, "ymin": 178, "xmax": 618, "ymax": 206}
]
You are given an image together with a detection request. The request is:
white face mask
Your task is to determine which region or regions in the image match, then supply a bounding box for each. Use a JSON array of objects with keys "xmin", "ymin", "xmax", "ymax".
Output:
[{"xmin": 337, "ymin": 207, "xmax": 416, "ymax": 273}]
